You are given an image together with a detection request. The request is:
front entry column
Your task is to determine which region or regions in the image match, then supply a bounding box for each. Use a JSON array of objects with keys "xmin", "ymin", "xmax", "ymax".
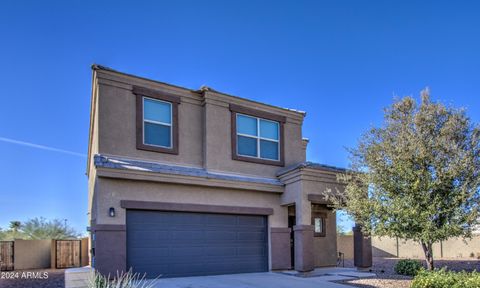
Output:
[{"xmin": 293, "ymin": 225, "xmax": 314, "ymax": 272}]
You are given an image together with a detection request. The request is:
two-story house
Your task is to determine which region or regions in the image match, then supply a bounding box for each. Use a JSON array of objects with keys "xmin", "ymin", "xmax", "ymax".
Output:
[{"xmin": 87, "ymin": 65, "xmax": 356, "ymax": 278}]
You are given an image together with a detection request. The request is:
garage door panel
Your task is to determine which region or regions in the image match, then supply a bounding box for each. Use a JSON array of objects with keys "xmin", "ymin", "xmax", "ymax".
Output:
[
  {"xmin": 130, "ymin": 231, "xmax": 170, "ymax": 242},
  {"xmin": 238, "ymin": 231, "xmax": 267, "ymax": 242},
  {"xmin": 204, "ymin": 231, "xmax": 237, "ymax": 242},
  {"xmin": 127, "ymin": 210, "xmax": 268, "ymax": 278},
  {"xmin": 172, "ymin": 230, "xmax": 206, "ymax": 241},
  {"xmin": 237, "ymin": 246, "xmax": 267, "ymax": 256},
  {"xmin": 206, "ymin": 214, "xmax": 238, "ymax": 225},
  {"xmin": 237, "ymin": 215, "xmax": 266, "ymax": 226},
  {"xmin": 204, "ymin": 246, "xmax": 237, "ymax": 257}
]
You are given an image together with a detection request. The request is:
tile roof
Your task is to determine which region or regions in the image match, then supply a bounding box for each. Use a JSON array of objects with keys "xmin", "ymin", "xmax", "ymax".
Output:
[
  {"xmin": 276, "ymin": 161, "xmax": 347, "ymax": 176},
  {"xmin": 94, "ymin": 154, "xmax": 283, "ymax": 186}
]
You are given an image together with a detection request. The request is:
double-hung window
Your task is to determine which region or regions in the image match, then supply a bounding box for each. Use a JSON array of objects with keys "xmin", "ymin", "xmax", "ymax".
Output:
[
  {"xmin": 236, "ymin": 114, "xmax": 280, "ymax": 160},
  {"xmin": 133, "ymin": 86, "xmax": 180, "ymax": 154},
  {"xmin": 143, "ymin": 98, "xmax": 172, "ymax": 148},
  {"xmin": 230, "ymin": 104, "xmax": 285, "ymax": 166}
]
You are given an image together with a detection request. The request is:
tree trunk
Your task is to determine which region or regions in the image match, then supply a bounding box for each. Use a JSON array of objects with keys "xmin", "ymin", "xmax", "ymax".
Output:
[{"xmin": 421, "ymin": 241, "xmax": 434, "ymax": 270}]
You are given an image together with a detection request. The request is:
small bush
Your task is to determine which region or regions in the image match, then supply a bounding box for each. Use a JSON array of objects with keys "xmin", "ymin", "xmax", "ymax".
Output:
[
  {"xmin": 394, "ymin": 259, "xmax": 423, "ymax": 276},
  {"xmin": 411, "ymin": 269, "xmax": 480, "ymax": 288},
  {"xmin": 87, "ymin": 269, "xmax": 158, "ymax": 288}
]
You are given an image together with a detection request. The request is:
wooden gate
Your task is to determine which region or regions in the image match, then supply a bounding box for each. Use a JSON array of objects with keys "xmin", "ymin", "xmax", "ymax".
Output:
[
  {"xmin": 55, "ymin": 240, "xmax": 81, "ymax": 269},
  {"xmin": 0, "ymin": 241, "xmax": 14, "ymax": 271}
]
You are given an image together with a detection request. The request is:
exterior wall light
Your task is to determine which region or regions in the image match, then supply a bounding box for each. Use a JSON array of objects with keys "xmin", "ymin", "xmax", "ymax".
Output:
[{"xmin": 109, "ymin": 207, "xmax": 115, "ymax": 217}]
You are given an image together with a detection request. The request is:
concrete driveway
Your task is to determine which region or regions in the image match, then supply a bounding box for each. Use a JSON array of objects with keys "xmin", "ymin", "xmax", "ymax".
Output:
[{"xmin": 153, "ymin": 272, "xmax": 354, "ymax": 288}]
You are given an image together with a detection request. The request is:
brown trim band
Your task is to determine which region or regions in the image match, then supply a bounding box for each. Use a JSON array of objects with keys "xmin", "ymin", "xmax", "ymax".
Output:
[
  {"xmin": 271, "ymin": 227, "xmax": 291, "ymax": 233},
  {"xmin": 230, "ymin": 104, "xmax": 285, "ymax": 167},
  {"xmin": 229, "ymin": 104, "xmax": 286, "ymax": 123},
  {"xmin": 121, "ymin": 200, "xmax": 274, "ymax": 215},
  {"xmin": 134, "ymin": 85, "xmax": 180, "ymax": 155},
  {"xmin": 92, "ymin": 224, "xmax": 126, "ymax": 232},
  {"xmin": 293, "ymin": 225, "xmax": 314, "ymax": 231},
  {"xmin": 132, "ymin": 86, "xmax": 181, "ymax": 103},
  {"xmin": 307, "ymin": 194, "xmax": 331, "ymax": 204}
]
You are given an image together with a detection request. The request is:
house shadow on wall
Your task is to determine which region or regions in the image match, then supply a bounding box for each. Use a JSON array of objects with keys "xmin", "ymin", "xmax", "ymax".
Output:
[{"xmin": 372, "ymin": 246, "xmax": 397, "ymax": 258}]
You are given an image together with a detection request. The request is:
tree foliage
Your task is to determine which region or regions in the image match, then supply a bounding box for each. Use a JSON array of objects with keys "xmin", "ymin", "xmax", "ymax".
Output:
[
  {"xmin": 0, "ymin": 217, "xmax": 81, "ymax": 240},
  {"xmin": 333, "ymin": 90, "xmax": 480, "ymax": 269}
]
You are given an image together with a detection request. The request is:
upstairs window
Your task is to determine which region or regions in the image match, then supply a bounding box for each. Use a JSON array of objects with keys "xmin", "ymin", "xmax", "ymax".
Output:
[
  {"xmin": 143, "ymin": 98, "xmax": 172, "ymax": 148},
  {"xmin": 236, "ymin": 114, "xmax": 280, "ymax": 160},
  {"xmin": 230, "ymin": 104, "xmax": 285, "ymax": 166},
  {"xmin": 133, "ymin": 86, "xmax": 180, "ymax": 154}
]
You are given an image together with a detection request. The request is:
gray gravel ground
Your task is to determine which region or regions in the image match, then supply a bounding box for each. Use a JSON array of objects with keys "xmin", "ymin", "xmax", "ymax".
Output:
[
  {"xmin": 0, "ymin": 269, "xmax": 64, "ymax": 288},
  {"xmin": 337, "ymin": 257, "xmax": 480, "ymax": 288}
]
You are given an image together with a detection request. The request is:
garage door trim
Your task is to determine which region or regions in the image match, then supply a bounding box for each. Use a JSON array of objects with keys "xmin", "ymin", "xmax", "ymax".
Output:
[
  {"xmin": 121, "ymin": 200, "xmax": 274, "ymax": 215},
  {"xmin": 126, "ymin": 209, "xmax": 269, "ymax": 278}
]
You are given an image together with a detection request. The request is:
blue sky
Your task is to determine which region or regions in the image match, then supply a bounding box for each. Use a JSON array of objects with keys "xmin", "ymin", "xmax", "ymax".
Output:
[{"xmin": 0, "ymin": 1, "xmax": 479, "ymax": 233}]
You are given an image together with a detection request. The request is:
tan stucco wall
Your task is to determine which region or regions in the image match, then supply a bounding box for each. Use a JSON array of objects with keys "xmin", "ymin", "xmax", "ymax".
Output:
[
  {"xmin": 337, "ymin": 235, "xmax": 480, "ymax": 260},
  {"xmin": 97, "ymin": 80, "xmax": 204, "ymax": 168},
  {"xmin": 337, "ymin": 235, "xmax": 354, "ymax": 259},
  {"xmin": 313, "ymin": 210, "xmax": 338, "ymax": 267},
  {"xmin": 14, "ymin": 239, "xmax": 52, "ymax": 270},
  {"xmin": 203, "ymin": 91, "xmax": 305, "ymax": 177},
  {"xmin": 94, "ymin": 177, "xmax": 287, "ymax": 228},
  {"xmin": 92, "ymin": 70, "xmax": 306, "ymax": 180}
]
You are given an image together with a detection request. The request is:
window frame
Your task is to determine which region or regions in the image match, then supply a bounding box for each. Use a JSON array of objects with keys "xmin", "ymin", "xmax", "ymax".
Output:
[
  {"xmin": 143, "ymin": 97, "xmax": 173, "ymax": 149},
  {"xmin": 311, "ymin": 204, "xmax": 327, "ymax": 237},
  {"xmin": 134, "ymin": 85, "xmax": 180, "ymax": 154},
  {"xmin": 230, "ymin": 104, "xmax": 286, "ymax": 166}
]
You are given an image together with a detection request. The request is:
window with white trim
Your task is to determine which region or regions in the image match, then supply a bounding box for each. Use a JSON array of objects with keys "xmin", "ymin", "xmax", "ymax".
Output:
[
  {"xmin": 236, "ymin": 114, "xmax": 280, "ymax": 161},
  {"xmin": 143, "ymin": 97, "xmax": 172, "ymax": 148}
]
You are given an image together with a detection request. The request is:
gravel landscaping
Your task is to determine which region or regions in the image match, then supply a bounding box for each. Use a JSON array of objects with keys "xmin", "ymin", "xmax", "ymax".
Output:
[
  {"xmin": 337, "ymin": 257, "xmax": 480, "ymax": 288},
  {"xmin": 0, "ymin": 269, "xmax": 64, "ymax": 288}
]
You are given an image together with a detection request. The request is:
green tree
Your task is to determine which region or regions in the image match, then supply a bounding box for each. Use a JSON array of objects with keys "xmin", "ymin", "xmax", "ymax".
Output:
[
  {"xmin": 333, "ymin": 90, "xmax": 480, "ymax": 270},
  {"xmin": 21, "ymin": 217, "xmax": 80, "ymax": 239},
  {"xmin": 0, "ymin": 218, "xmax": 80, "ymax": 240},
  {"xmin": 9, "ymin": 221, "xmax": 22, "ymax": 239}
]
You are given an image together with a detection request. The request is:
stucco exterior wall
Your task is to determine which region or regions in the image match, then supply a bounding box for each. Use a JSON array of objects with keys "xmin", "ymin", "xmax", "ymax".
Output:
[
  {"xmin": 93, "ymin": 177, "xmax": 287, "ymax": 228},
  {"xmin": 313, "ymin": 210, "xmax": 338, "ymax": 267},
  {"xmin": 203, "ymin": 91, "xmax": 305, "ymax": 178},
  {"xmin": 87, "ymin": 66, "xmax": 350, "ymax": 274},
  {"xmin": 92, "ymin": 69, "xmax": 306, "ymax": 180},
  {"xmin": 14, "ymin": 239, "xmax": 51, "ymax": 270},
  {"xmin": 97, "ymin": 78, "xmax": 204, "ymax": 168}
]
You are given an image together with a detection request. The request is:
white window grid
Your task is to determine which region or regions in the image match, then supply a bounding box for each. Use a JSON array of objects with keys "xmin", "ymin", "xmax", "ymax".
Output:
[
  {"xmin": 236, "ymin": 113, "xmax": 280, "ymax": 161},
  {"xmin": 142, "ymin": 96, "xmax": 173, "ymax": 149}
]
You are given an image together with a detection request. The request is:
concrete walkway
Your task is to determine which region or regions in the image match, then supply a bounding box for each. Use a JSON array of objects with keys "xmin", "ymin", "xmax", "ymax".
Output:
[{"xmin": 152, "ymin": 271, "xmax": 372, "ymax": 288}]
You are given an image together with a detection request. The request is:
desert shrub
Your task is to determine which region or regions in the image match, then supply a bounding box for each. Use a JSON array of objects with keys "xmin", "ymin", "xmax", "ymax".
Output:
[
  {"xmin": 411, "ymin": 269, "xmax": 480, "ymax": 288},
  {"xmin": 394, "ymin": 259, "xmax": 423, "ymax": 276},
  {"xmin": 87, "ymin": 269, "xmax": 158, "ymax": 288}
]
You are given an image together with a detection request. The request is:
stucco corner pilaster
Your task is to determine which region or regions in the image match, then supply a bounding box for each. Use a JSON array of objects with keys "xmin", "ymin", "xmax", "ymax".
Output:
[
  {"xmin": 293, "ymin": 225, "xmax": 314, "ymax": 272},
  {"xmin": 270, "ymin": 227, "xmax": 292, "ymax": 270}
]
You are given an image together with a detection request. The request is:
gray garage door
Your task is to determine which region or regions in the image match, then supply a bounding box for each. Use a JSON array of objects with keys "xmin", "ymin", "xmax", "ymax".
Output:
[{"xmin": 126, "ymin": 210, "xmax": 268, "ymax": 278}]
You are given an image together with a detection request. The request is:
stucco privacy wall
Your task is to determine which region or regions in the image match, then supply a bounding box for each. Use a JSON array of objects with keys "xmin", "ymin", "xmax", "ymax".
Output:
[
  {"xmin": 14, "ymin": 239, "xmax": 51, "ymax": 270},
  {"xmin": 92, "ymin": 68, "xmax": 306, "ymax": 179},
  {"xmin": 337, "ymin": 235, "xmax": 480, "ymax": 259},
  {"xmin": 337, "ymin": 235, "xmax": 354, "ymax": 259}
]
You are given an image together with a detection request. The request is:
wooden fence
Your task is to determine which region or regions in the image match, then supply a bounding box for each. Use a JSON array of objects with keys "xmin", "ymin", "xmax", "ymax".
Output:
[
  {"xmin": 55, "ymin": 240, "xmax": 81, "ymax": 269},
  {"xmin": 0, "ymin": 241, "xmax": 14, "ymax": 271}
]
